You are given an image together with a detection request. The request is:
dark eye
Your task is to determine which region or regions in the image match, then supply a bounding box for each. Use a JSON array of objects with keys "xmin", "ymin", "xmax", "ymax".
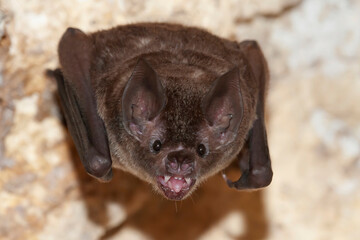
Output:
[
  {"xmin": 152, "ymin": 140, "xmax": 162, "ymax": 153},
  {"xmin": 197, "ymin": 144, "xmax": 207, "ymax": 157}
]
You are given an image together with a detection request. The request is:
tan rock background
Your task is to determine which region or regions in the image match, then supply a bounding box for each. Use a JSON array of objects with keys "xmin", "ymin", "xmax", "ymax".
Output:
[{"xmin": 1, "ymin": 0, "xmax": 359, "ymax": 239}]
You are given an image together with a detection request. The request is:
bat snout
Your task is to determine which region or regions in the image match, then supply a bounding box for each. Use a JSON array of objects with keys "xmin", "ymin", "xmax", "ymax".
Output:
[
  {"xmin": 155, "ymin": 150, "xmax": 197, "ymax": 200},
  {"xmin": 165, "ymin": 150, "xmax": 195, "ymax": 176}
]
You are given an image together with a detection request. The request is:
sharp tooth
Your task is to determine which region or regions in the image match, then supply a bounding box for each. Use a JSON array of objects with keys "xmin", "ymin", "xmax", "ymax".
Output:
[
  {"xmin": 185, "ymin": 178, "xmax": 191, "ymax": 185},
  {"xmin": 164, "ymin": 176, "xmax": 170, "ymax": 183}
]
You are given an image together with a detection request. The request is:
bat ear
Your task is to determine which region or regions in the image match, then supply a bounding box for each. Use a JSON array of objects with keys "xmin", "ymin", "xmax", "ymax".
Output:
[
  {"xmin": 225, "ymin": 40, "xmax": 273, "ymax": 189},
  {"xmin": 201, "ymin": 67, "xmax": 243, "ymax": 146},
  {"xmin": 122, "ymin": 59, "xmax": 166, "ymax": 140},
  {"xmin": 53, "ymin": 27, "xmax": 113, "ymax": 181}
]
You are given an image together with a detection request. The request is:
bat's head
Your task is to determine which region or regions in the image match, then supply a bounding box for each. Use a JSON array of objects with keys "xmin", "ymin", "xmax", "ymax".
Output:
[{"xmin": 117, "ymin": 59, "xmax": 245, "ymax": 200}]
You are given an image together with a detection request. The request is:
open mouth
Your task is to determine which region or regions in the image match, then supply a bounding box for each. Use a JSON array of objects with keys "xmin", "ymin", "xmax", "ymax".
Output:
[{"xmin": 157, "ymin": 175, "xmax": 196, "ymax": 200}]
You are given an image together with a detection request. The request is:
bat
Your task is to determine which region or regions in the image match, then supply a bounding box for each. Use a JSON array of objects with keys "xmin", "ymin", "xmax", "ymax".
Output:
[{"xmin": 47, "ymin": 23, "xmax": 273, "ymax": 201}]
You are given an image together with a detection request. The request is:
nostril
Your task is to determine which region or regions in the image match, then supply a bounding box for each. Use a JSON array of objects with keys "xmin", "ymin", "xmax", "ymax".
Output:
[
  {"xmin": 181, "ymin": 163, "xmax": 189, "ymax": 171},
  {"xmin": 169, "ymin": 161, "xmax": 178, "ymax": 170},
  {"xmin": 180, "ymin": 161, "xmax": 194, "ymax": 171},
  {"xmin": 166, "ymin": 157, "xmax": 179, "ymax": 170}
]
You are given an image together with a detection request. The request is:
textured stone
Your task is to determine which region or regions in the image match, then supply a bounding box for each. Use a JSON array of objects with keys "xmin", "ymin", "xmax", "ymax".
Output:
[{"xmin": 0, "ymin": 0, "xmax": 359, "ymax": 239}]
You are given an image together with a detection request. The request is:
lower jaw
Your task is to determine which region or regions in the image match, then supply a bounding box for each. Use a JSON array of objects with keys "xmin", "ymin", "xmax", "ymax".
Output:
[
  {"xmin": 157, "ymin": 178, "xmax": 196, "ymax": 201},
  {"xmin": 160, "ymin": 186, "xmax": 189, "ymax": 201}
]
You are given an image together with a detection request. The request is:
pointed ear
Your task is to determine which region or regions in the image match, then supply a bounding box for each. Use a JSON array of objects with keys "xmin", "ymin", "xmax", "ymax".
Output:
[
  {"xmin": 55, "ymin": 27, "xmax": 113, "ymax": 181},
  {"xmin": 225, "ymin": 40, "xmax": 273, "ymax": 190},
  {"xmin": 201, "ymin": 67, "xmax": 244, "ymax": 146},
  {"xmin": 122, "ymin": 59, "xmax": 166, "ymax": 139}
]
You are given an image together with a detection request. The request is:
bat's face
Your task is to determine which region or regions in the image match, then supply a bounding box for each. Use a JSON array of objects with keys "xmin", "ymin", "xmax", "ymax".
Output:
[{"xmin": 116, "ymin": 59, "xmax": 244, "ymax": 200}]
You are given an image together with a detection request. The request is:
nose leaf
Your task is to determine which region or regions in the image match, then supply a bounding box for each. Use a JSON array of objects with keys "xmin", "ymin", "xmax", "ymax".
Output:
[{"xmin": 166, "ymin": 151, "xmax": 194, "ymax": 175}]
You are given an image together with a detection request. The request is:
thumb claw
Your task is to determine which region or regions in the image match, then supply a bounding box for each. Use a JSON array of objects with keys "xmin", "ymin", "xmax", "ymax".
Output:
[{"xmin": 221, "ymin": 172, "xmax": 234, "ymax": 187}]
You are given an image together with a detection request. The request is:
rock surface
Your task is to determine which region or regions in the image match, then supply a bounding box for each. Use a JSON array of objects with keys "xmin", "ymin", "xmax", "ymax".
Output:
[{"xmin": 0, "ymin": 0, "xmax": 359, "ymax": 239}]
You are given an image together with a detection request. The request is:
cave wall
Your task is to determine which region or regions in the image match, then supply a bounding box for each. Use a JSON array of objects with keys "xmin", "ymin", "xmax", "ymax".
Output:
[{"xmin": 1, "ymin": 0, "xmax": 360, "ymax": 239}]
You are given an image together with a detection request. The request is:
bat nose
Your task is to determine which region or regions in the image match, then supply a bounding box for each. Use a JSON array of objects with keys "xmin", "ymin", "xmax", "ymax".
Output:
[{"xmin": 166, "ymin": 151, "xmax": 194, "ymax": 175}]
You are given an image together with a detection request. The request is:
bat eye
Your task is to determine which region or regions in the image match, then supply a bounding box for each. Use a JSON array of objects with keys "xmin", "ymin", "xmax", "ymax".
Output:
[
  {"xmin": 152, "ymin": 140, "xmax": 162, "ymax": 153},
  {"xmin": 197, "ymin": 144, "xmax": 207, "ymax": 157}
]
